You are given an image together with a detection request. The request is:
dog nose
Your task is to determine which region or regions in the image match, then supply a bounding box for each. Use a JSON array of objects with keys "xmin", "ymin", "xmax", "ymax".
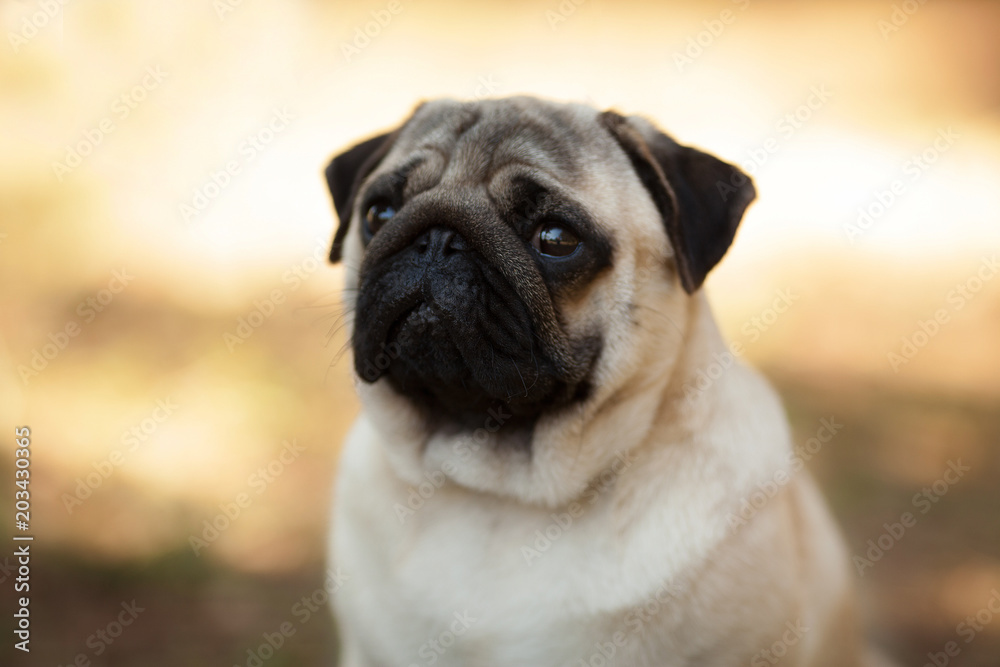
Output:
[{"xmin": 414, "ymin": 226, "xmax": 469, "ymax": 258}]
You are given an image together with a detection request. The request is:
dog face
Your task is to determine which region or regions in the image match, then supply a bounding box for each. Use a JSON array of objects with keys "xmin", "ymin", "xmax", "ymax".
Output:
[{"xmin": 326, "ymin": 97, "xmax": 754, "ymax": 505}]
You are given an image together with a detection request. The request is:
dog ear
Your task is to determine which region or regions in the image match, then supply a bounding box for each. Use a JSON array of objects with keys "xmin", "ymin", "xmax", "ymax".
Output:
[
  {"xmin": 325, "ymin": 131, "xmax": 397, "ymax": 263},
  {"xmin": 599, "ymin": 111, "xmax": 755, "ymax": 293}
]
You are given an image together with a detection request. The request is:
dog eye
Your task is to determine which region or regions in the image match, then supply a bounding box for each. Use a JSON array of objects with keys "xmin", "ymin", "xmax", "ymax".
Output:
[
  {"xmin": 363, "ymin": 200, "xmax": 396, "ymax": 237},
  {"xmin": 532, "ymin": 223, "xmax": 580, "ymax": 258}
]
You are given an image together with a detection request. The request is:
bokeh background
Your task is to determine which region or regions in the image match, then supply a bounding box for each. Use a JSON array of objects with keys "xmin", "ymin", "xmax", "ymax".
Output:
[{"xmin": 2, "ymin": 1, "xmax": 999, "ymax": 665}]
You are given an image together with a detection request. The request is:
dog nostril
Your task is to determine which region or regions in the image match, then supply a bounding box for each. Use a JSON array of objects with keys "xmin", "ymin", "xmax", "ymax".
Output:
[
  {"xmin": 415, "ymin": 228, "xmax": 466, "ymax": 257},
  {"xmin": 441, "ymin": 229, "xmax": 466, "ymax": 255}
]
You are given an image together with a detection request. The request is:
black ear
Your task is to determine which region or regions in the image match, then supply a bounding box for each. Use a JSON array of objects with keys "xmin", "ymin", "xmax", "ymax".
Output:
[
  {"xmin": 324, "ymin": 131, "xmax": 396, "ymax": 263},
  {"xmin": 599, "ymin": 111, "xmax": 755, "ymax": 293}
]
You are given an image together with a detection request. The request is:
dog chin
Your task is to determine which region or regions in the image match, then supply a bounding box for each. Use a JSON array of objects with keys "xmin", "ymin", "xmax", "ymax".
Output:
[
  {"xmin": 353, "ymin": 374, "xmax": 574, "ymax": 506},
  {"xmin": 353, "ymin": 300, "xmax": 585, "ymax": 434}
]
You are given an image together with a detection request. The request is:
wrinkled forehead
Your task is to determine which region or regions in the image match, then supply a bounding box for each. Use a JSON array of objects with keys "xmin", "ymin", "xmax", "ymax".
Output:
[{"xmin": 373, "ymin": 98, "xmax": 615, "ymax": 195}]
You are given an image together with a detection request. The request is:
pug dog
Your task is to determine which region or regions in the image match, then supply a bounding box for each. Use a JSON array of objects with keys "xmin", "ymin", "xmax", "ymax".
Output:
[{"xmin": 323, "ymin": 97, "xmax": 872, "ymax": 667}]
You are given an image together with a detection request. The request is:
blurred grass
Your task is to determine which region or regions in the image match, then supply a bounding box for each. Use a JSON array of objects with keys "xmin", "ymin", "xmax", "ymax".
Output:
[
  {"xmin": 8, "ymin": 547, "xmax": 339, "ymax": 666},
  {"xmin": 774, "ymin": 370, "xmax": 1000, "ymax": 665}
]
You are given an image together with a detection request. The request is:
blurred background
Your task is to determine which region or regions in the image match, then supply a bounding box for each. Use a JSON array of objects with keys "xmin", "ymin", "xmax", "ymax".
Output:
[{"xmin": 1, "ymin": 0, "xmax": 998, "ymax": 665}]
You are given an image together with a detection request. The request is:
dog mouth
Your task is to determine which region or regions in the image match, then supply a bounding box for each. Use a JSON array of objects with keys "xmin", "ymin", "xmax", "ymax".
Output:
[
  {"xmin": 376, "ymin": 297, "xmax": 499, "ymax": 416},
  {"xmin": 354, "ymin": 285, "xmax": 570, "ymax": 426},
  {"xmin": 386, "ymin": 301, "xmax": 439, "ymax": 348},
  {"xmin": 380, "ymin": 299, "xmax": 467, "ymax": 383}
]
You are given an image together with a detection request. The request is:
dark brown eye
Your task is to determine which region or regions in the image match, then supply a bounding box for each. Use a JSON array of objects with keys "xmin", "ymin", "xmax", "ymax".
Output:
[
  {"xmin": 532, "ymin": 223, "xmax": 580, "ymax": 258},
  {"xmin": 363, "ymin": 201, "xmax": 396, "ymax": 238}
]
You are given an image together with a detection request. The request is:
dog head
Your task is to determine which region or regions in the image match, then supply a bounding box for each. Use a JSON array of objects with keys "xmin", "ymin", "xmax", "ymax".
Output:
[{"xmin": 325, "ymin": 97, "xmax": 754, "ymax": 505}]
